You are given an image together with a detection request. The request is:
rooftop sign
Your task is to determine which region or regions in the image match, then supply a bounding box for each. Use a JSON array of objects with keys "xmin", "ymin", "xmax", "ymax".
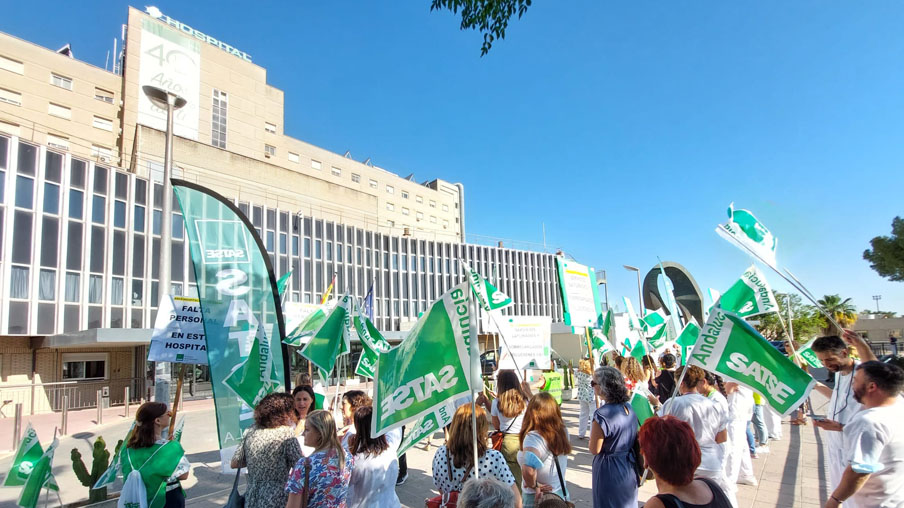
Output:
[{"xmin": 145, "ymin": 6, "xmax": 252, "ymax": 62}]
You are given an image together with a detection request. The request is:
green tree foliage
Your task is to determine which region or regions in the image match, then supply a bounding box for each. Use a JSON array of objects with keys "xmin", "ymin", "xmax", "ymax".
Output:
[
  {"xmin": 864, "ymin": 216, "xmax": 904, "ymax": 282},
  {"xmin": 817, "ymin": 294, "xmax": 858, "ymax": 335},
  {"xmin": 431, "ymin": 0, "xmax": 533, "ymax": 56},
  {"xmin": 755, "ymin": 293, "xmax": 826, "ymax": 343}
]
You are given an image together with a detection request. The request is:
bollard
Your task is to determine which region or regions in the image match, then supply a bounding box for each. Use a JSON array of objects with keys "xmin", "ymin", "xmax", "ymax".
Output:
[
  {"xmin": 61, "ymin": 395, "xmax": 69, "ymax": 435},
  {"xmin": 13, "ymin": 403, "xmax": 23, "ymax": 451},
  {"xmin": 124, "ymin": 387, "xmax": 130, "ymax": 418},
  {"xmin": 96, "ymin": 390, "xmax": 103, "ymax": 425}
]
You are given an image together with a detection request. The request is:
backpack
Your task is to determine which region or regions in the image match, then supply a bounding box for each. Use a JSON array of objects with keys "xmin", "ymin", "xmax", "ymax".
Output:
[{"xmin": 117, "ymin": 445, "xmax": 165, "ymax": 508}]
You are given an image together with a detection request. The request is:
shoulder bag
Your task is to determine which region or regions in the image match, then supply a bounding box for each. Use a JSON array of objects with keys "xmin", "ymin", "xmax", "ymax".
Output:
[
  {"xmin": 490, "ymin": 415, "xmax": 517, "ymax": 451},
  {"xmin": 536, "ymin": 454, "xmax": 575, "ymax": 508},
  {"xmin": 223, "ymin": 434, "xmax": 248, "ymax": 508}
]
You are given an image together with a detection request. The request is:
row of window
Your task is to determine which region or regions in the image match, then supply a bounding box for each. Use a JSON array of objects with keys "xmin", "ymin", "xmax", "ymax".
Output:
[
  {"xmin": 0, "ymin": 52, "xmax": 116, "ymax": 103},
  {"xmin": 0, "ymin": 85, "xmax": 114, "ymax": 130}
]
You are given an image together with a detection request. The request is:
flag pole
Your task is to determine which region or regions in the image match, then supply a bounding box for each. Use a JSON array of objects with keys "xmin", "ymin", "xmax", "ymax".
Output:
[
  {"xmin": 468, "ymin": 291, "xmax": 480, "ymax": 480},
  {"xmin": 168, "ymin": 363, "xmax": 187, "ymax": 440}
]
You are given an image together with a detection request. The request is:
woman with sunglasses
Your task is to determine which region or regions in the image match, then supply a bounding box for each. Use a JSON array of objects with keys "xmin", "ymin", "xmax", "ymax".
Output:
[
  {"xmin": 121, "ymin": 402, "xmax": 191, "ymax": 508},
  {"xmin": 589, "ymin": 366, "xmax": 639, "ymax": 508}
]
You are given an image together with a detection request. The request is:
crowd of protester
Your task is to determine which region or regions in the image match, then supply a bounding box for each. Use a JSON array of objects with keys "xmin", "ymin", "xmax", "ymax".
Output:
[{"xmin": 124, "ymin": 329, "xmax": 904, "ymax": 508}]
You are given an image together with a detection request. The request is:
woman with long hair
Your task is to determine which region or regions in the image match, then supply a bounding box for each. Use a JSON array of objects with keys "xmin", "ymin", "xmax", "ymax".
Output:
[
  {"xmin": 619, "ymin": 356, "xmax": 645, "ymax": 393},
  {"xmin": 517, "ymin": 392, "xmax": 572, "ymax": 507},
  {"xmin": 431, "ymin": 404, "xmax": 522, "ymax": 507},
  {"xmin": 575, "ymin": 358, "xmax": 595, "ymax": 440},
  {"xmin": 286, "ymin": 410, "xmax": 353, "ymax": 508},
  {"xmin": 230, "ymin": 392, "xmax": 303, "ymax": 508},
  {"xmin": 293, "ymin": 385, "xmax": 316, "ymax": 456},
  {"xmin": 642, "ymin": 355, "xmax": 659, "ymax": 392},
  {"xmin": 120, "ymin": 402, "xmax": 190, "ymax": 508},
  {"xmin": 346, "ymin": 406, "xmax": 400, "ymax": 508},
  {"xmin": 639, "ymin": 416, "xmax": 733, "ymax": 508},
  {"xmin": 589, "ymin": 367, "xmax": 639, "ymax": 508},
  {"xmin": 658, "ymin": 366, "xmax": 734, "ymax": 507},
  {"xmin": 490, "ymin": 369, "xmax": 530, "ymax": 488}
]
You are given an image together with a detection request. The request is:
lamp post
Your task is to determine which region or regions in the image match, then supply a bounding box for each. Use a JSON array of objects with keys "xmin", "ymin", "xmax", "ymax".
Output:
[
  {"xmin": 595, "ymin": 269, "xmax": 609, "ymax": 312},
  {"xmin": 142, "ymin": 85, "xmax": 186, "ymax": 404},
  {"xmin": 623, "ymin": 265, "xmax": 643, "ymax": 312},
  {"xmin": 873, "ymin": 295, "xmax": 882, "ymax": 313}
]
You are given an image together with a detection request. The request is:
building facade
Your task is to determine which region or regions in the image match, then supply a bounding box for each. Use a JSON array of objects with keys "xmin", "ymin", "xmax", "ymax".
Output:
[{"xmin": 0, "ymin": 7, "xmax": 565, "ymax": 415}]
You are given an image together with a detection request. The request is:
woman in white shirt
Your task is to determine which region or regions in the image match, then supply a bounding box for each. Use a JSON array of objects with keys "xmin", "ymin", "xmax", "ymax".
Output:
[
  {"xmin": 346, "ymin": 405, "xmax": 400, "ymax": 508},
  {"xmin": 489, "ymin": 370, "xmax": 530, "ymax": 489},
  {"xmin": 431, "ymin": 404, "xmax": 522, "ymax": 508},
  {"xmin": 517, "ymin": 392, "xmax": 572, "ymax": 508},
  {"xmin": 575, "ymin": 359, "xmax": 596, "ymax": 439}
]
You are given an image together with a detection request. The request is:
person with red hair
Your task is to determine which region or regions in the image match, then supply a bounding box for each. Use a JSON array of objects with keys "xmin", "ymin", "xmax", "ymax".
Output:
[{"xmin": 639, "ymin": 416, "xmax": 733, "ymax": 508}]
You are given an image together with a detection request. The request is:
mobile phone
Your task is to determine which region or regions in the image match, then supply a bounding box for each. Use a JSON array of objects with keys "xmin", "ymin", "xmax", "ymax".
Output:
[{"xmin": 811, "ymin": 415, "xmax": 826, "ymax": 421}]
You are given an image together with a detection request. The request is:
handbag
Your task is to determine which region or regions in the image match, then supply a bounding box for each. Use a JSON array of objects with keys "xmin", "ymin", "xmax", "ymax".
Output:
[
  {"xmin": 223, "ymin": 436, "xmax": 248, "ymax": 508},
  {"xmin": 490, "ymin": 417, "xmax": 516, "ymax": 451},
  {"xmin": 425, "ymin": 449, "xmax": 472, "ymax": 508},
  {"xmin": 535, "ymin": 454, "xmax": 576, "ymax": 508},
  {"xmin": 299, "ymin": 458, "xmax": 311, "ymax": 508}
]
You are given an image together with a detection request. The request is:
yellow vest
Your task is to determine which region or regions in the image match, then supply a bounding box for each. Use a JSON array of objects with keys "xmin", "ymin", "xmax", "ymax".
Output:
[{"xmin": 542, "ymin": 372, "xmax": 564, "ymax": 404}]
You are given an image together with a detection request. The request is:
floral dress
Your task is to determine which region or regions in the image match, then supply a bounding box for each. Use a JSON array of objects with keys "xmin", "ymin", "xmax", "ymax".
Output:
[
  {"xmin": 575, "ymin": 371, "xmax": 595, "ymax": 403},
  {"xmin": 231, "ymin": 426, "xmax": 302, "ymax": 508},
  {"xmin": 286, "ymin": 448, "xmax": 354, "ymax": 508}
]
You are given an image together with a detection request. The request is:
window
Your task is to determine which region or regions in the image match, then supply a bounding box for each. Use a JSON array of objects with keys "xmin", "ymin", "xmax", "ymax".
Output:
[
  {"xmin": 94, "ymin": 88, "xmax": 114, "ymax": 103},
  {"xmin": 62, "ymin": 353, "xmax": 107, "ymax": 380},
  {"xmin": 430, "ymin": 216, "xmax": 437, "ymax": 223},
  {"xmin": 429, "ymin": 200, "xmax": 436, "ymax": 208},
  {"xmin": 386, "ymin": 185, "xmax": 394, "ymax": 195},
  {"xmin": 91, "ymin": 145, "xmax": 112, "ymax": 161},
  {"xmin": 92, "ymin": 116, "xmax": 113, "ymax": 131},
  {"xmin": 386, "ymin": 203, "xmax": 395, "ymax": 212},
  {"xmin": 416, "ymin": 211, "xmax": 424, "ymax": 220},
  {"xmin": 443, "ymin": 204, "xmax": 450, "ymax": 212},
  {"xmin": 0, "ymin": 88, "xmax": 21, "ymax": 106},
  {"xmin": 331, "ymin": 167, "xmax": 341, "ymax": 177},
  {"xmin": 48, "ymin": 103, "xmax": 71, "ymax": 119},
  {"xmin": 264, "ymin": 122, "xmax": 277, "ymax": 134},
  {"xmin": 211, "ymin": 89, "xmax": 227, "ymax": 148},
  {"xmin": 443, "ymin": 220, "xmax": 449, "ymax": 228},
  {"xmin": 311, "ymin": 160, "xmax": 322, "ymax": 170},
  {"xmin": 416, "ymin": 195, "xmax": 423, "ymax": 204},
  {"xmin": 0, "ymin": 55, "xmax": 24, "ymax": 75},
  {"xmin": 265, "ymin": 144, "xmax": 276, "ymax": 157},
  {"xmin": 351, "ymin": 173, "xmax": 360, "ymax": 183},
  {"xmin": 369, "ymin": 179, "xmax": 378, "ymax": 189},
  {"xmin": 288, "ymin": 152, "xmax": 300, "ymax": 163},
  {"xmin": 51, "ymin": 73, "xmax": 72, "ymax": 90},
  {"xmin": 46, "ymin": 134, "xmax": 69, "ymax": 151},
  {"xmin": 387, "ymin": 220, "xmax": 395, "ymax": 227},
  {"xmin": 402, "ymin": 207, "xmax": 410, "ymax": 216}
]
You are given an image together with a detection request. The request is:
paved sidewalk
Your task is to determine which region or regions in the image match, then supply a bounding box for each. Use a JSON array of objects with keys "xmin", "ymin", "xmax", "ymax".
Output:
[{"xmin": 0, "ymin": 394, "xmax": 832, "ymax": 507}]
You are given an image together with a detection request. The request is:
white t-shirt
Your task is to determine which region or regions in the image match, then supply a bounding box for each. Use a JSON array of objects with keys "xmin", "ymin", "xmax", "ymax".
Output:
[
  {"xmin": 516, "ymin": 431, "xmax": 569, "ymax": 497},
  {"xmin": 727, "ymin": 386, "xmax": 755, "ymax": 423},
  {"xmin": 660, "ymin": 393, "xmax": 728, "ymax": 472},
  {"xmin": 491, "ymin": 398, "xmax": 524, "ymax": 434},
  {"xmin": 347, "ymin": 448, "xmax": 401, "ymax": 508},
  {"xmin": 829, "ymin": 366, "xmax": 863, "ymax": 450},
  {"xmin": 843, "ymin": 399, "xmax": 904, "ymax": 508}
]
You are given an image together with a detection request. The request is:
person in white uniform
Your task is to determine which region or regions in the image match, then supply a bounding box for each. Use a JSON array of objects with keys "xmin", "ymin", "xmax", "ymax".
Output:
[
  {"xmin": 659, "ymin": 365, "xmax": 736, "ymax": 508},
  {"xmin": 724, "ymin": 383, "xmax": 756, "ymax": 486},
  {"xmin": 346, "ymin": 405, "xmax": 401, "ymax": 508},
  {"xmin": 811, "ymin": 331, "xmax": 877, "ymax": 490},
  {"xmin": 827, "ymin": 360, "xmax": 904, "ymax": 508}
]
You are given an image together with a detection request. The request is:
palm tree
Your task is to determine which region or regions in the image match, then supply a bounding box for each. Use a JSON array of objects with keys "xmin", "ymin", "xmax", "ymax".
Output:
[{"xmin": 817, "ymin": 294, "xmax": 857, "ymax": 335}]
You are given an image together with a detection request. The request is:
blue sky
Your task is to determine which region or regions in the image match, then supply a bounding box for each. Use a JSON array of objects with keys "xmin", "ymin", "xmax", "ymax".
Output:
[{"xmin": 5, "ymin": 1, "xmax": 903, "ymax": 317}]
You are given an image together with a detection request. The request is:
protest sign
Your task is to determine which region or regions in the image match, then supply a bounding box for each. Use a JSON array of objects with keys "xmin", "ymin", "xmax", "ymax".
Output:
[
  {"xmin": 148, "ymin": 296, "xmax": 207, "ymax": 364},
  {"xmin": 495, "ymin": 316, "xmax": 552, "ymax": 370}
]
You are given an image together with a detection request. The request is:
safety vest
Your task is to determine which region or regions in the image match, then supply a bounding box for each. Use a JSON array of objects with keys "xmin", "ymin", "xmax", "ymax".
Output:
[{"xmin": 542, "ymin": 371, "xmax": 564, "ymax": 404}]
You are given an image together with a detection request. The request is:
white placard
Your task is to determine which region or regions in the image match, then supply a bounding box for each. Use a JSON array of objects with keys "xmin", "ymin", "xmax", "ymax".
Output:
[
  {"xmin": 137, "ymin": 18, "xmax": 201, "ymax": 140},
  {"xmin": 148, "ymin": 296, "xmax": 208, "ymax": 364},
  {"xmin": 495, "ymin": 316, "xmax": 552, "ymax": 370},
  {"xmin": 558, "ymin": 260, "xmax": 599, "ymax": 326}
]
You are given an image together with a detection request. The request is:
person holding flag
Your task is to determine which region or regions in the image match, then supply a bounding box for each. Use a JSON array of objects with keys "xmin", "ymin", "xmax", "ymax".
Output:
[
  {"xmin": 810, "ymin": 330, "xmax": 877, "ymax": 495},
  {"xmin": 120, "ymin": 402, "xmax": 190, "ymax": 508}
]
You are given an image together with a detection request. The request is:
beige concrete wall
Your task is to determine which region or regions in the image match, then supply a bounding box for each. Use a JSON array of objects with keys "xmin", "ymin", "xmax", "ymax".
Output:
[
  {"xmin": 854, "ymin": 316, "xmax": 904, "ymax": 340},
  {"xmin": 0, "ymin": 341, "xmax": 136, "ymax": 415},
  {"xmin": 0, "ymin": 33, "xmax": 121, "ymax": 162}
]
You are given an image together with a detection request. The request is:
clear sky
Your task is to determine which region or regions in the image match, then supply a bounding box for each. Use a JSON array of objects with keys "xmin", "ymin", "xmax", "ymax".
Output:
[{"xmin": 4, "ymin": 1, "xmax": 903, "ymax": 318}]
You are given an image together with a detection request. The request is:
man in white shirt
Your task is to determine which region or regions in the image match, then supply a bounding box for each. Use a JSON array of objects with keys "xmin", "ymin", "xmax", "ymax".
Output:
[
  {"xmin": 811, "ymin": 330, "xmax": 876, "ymax": 489},
  {"xmin": 826, "ymin": 360, "xmax": 904, "ymax": 508}
]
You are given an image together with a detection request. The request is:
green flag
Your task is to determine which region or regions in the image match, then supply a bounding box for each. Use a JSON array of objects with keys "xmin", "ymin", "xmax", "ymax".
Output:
[
  {"xmin": 796, "ymin": 339, "xmax": 824, "ymax": 369},
  {"xmin": 718, "ymin": 265, "xmax": 778, "ymax": 318},
  {"xmin": 590, "ymin": 327, "xmax": 614, "ymax": 361},
  {"xmin": 283, "ymin": 304, "xmax": 332, "ymax": 347},
  {"xmin": 601, "ymin": 309, "xmax": 613, "ymax": 336},
  {"xmin": 223, "ymin": 334, "xmax": 283, "ymax": 408},
  {"xmin": 675, "ymin": 320, "xmax": 701, "ymax": 366},
  {"xmin": 93, "ymin": 423, "xmax": 135, "ymax": 489},
  {"xmin": 630, "ymin": 391, "xmax": 655, "ymax": 426},
  {"xmin": 716, "ymin": 203, "xmax": 778, "ymax": 269},
  {"xmin": 17, "ymin": 438, "xmax": 57, "ymax": 508},
  {"xmin": 623, "ymin": 297, "xmax": 645, "ymax": 333},
  {"xmin": 642, "ymin": 309, "xmax": 668, "ymax": 338},
  {"xmin": 354, "ymin": 310, "xmax": 391, "ymax": 378},
  {"xmin": 629, "ymin": 339, "xmax": 648, "ymax": 361},
  {"xmin": 689, "ymin": 308, "xmax": 815, "ymax": 416},
  {"xmin": 465, "ymin": 262, "xmax": 512, "ymax": 312},
  {"xmin": 3, "ymin": 424, "xmax": 43, "ymax": 487},
  {"xmin": 648, "ymin": 323, "xmax": 668, "ymax": 349},
  {"xmin": 299, "ymin": 295, "xmax": 353, "ymax": 375},
  {"xmin": 173, "ymin": 180, "xmax": 288, "ymax": 468},
  {"xmin": 312, "ymin": 382, "xmax": 328, "ymax": 410},
  {"xmin": 372, "ymin": 282, "xmax": 475, "ymax": 438},
  {"xmin": 277, "ymin": 270, "xmax": 292, "ymax": 298},
  {"xmin": 396, "ymin": 401, "xmax": 456, "ymax": 457}
]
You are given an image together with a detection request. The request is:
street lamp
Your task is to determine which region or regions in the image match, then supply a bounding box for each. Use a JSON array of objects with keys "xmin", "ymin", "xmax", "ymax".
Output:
[
  {"xmin": 623, "ymin": 265, "xmax": 643, "ymax": 313},
  {"xmin": 142, "ymin": 85, "xmax": 186, "ymax": 403},
  {"xmin": 873, "ymin": 295, "xmax": 882, "ymax": 313},
  {"xmin": 595, "ymin": 269, "xmax": 609, "ymax": 312}
]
